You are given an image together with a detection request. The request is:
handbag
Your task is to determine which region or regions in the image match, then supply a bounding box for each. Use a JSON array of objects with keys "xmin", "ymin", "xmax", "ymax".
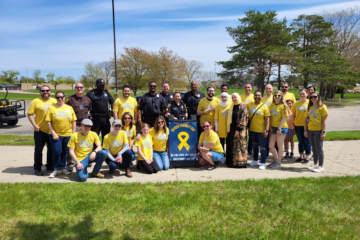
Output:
[{"xmin": 247, "ymin": 103, "xmax": 265, "ymax": 129}]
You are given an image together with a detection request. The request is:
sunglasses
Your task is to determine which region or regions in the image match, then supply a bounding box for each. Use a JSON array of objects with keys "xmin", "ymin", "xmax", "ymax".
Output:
[
  {"xmin": 84, "ymin": 125, "xmax": 92, "ymax": 128},
  {"xmin": 75, "ymin": 86, "xmax": 84, "ymax": 89},
  {"xmin": 150, "ymin": 85, "xmax": 156, "ymax": 88},
  {"xmin": 254, "ymin": 95, "xmax": 261, "ymax": 97},
  {"xmin": 114, "ymin": 125, "xmax": 121, "ymax": 128},
  {"xmin": 56, "ymin": 96, "xmax": 64, "ymax": 99},
  {"xmin": 274, "ymin": 94, "xmax": 282, "ymax": 97},
  {"xmin": 281, "ymin": 86, "xmax": 289, "ymax": 88},
  {"xmin": 158, "ymin": 121, "xmax": 164, "ymax": 124},
  {"xmin": 124, "ymin": 117, "xmax": 131, "ymax": 120},
  {"xmin": 203, "ymin": 125, "xmax": 210, "ymax": 128},
  {"xmin": 310, "ymin": 96, "xmax": 318, "ymax": 99},
  {"xmin": 41, "ymin": 90, "xmax": 50, "ymax": 92}
]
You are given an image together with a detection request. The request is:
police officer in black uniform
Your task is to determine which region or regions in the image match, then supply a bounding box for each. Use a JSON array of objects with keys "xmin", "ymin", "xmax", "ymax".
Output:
[
  {"xmin": 138, "ymin": 81, "xmax": 165, "ymax": 128},
  {"xmin": 160, "ymin": 82, "xmax": 174, "ymax": 109},
  {"xmin": 86, "ymin": 78, "xmax": 114, "ymax": 139},
  {"xmin": 165, "ymin": 92, "xmax": 187, "ymax": 120},
  {"xmin": 182, "ymin": 81, "xmax": 205, "ymax": 136}
]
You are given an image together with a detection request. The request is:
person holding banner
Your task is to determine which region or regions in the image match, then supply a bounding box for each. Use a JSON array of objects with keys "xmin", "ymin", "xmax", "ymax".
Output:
[
  {"xmin": 165, "ymin": 92, "xmax": 188, "ymax": 120},
  {"xmin": 198, "ymin": 121, "xmax": 224, "ymax": 170},
  {"xmin": 149, "ymin": 116, "xmax": 170, "ymax": 170},
  {"xmin": 226, "ymin": 93, "xmax": 248, "ymax": 168},
  {"xmin": 214, "ymin": 92, "xmax": 232, "ymax": 151},
  {"xmin": 135, "ymin": 124, "xmax": 158, "ymax": 174}
]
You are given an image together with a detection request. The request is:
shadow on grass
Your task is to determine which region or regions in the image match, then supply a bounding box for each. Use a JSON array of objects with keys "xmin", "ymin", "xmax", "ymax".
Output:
[{"xmin": 12, "ymin": 215, "xmax": 116, "ymax": 240}]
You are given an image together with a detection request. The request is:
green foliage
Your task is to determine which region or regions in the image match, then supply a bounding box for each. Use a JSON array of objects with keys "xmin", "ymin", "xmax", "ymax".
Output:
[
  {"xmin": 0, "ymin": 70, "xmax": 20, "ymax": 84},
  {"xmin": 51, "ymin": 76, "xmax": 65, "ymax": 90}
]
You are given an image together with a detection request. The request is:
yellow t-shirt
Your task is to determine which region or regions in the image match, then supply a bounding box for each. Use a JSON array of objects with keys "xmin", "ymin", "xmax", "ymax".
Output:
[
  {"xmin": 199, "ymin": 130, "xmax": 224, "ymax": 153},
  {"xmin": 241, "ymin": 94, "xmax": 254, "ymax": 103},
  {"xmin": 215, "ymin": 95, "xmax": 233, "ymax": 103},
  {"xmin": 197, "ymin": 97, "xmax": 220, "ymax": 126},
  {"xmin": 122, "ymin": 125, "xmax": 136, "ymax": 144},
  {"xmin": 305, "ymin": 105, "xmax": 329, "ymax": 131},
  {"xmin": 45, "ymin": 105, "xmax": 77, "ymax": 136},
  {"xmin": 283, "ymin": 92, "xmax": 296, "ymax": 104},
  {"xmin": 247, "ymin": 102, "xmax": 271, "ymax": 133},
  {"xmin": 269, "ymin": 103, "xmax": 289, "ymax": 128},
  {"xmin": 113, "ymin": 96, "xmax": 138, "ymax": 119},
  {"xmin": 67, "ymin": 131, "xmax": 100, "ymax": 161},
  {"xmin": 214, "ymin": 104, "xmax": 232, "ymax": 138},
  {"xmin": 149, "ymin": 127, "xmax": 169, "ymax": 152},
  {"xmin": 27, "ymin": 97, "xmax": 57, "ymax": 133},
  {"xmin": 291, "ymin": 100, "xmax": 309, "ymax": 127},
  {"xmin": 135, "ymin": 135, "xmax": 153, "ymax": 160},
  {"xmin": 261, "ymin": 95, "xmax": 273, "ymax": 107},
  {"xmin": 103, "ymin": 131, "xmax": 128, "ymax": 156}
]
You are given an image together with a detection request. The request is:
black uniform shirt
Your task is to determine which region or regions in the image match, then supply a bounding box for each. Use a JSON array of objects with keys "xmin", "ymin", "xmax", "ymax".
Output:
[
  {"xmin": 139, "ymin": 92, "xmax": 165, "ymax": 118},
  {"xmin": 166, "ymin": 101, "xmax": 187, "ymax": 120},
  {"xmin": 182, "ymin": 90, "xmax": 205, "ymax": 119},
  {"xmin": 160, "ymin": 91, "xmax": 174, "ymax": 108},
  {"xmin": 86, "ymin": 89, "xmax": 114, "ymax": 114}
]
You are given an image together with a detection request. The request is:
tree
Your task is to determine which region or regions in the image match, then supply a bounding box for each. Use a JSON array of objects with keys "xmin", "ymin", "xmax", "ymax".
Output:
[
  {"xmin": 65, "ymin": 76, "xmax": 76, "ymax": 90},
  {"xmin": 46, "ymin": 72, "xmax": 55, "ymax": 84},
  {"xmin": 51, "ymin": 76, "xmax": 65, "ymax": 90},
  {"xmin": 185, "ymin": 60, "xmax": 203, "ymax": 85},
  {"xmin": 99, "ymin": 61, "xmax": 113, "ymax": 85},
  {"xmin": 84, "ymin": 61, "xmax": 103, "ymax": 82},
  {"xmin": 79, "ymin": 75, "xmax": 94, "ymax": 89},
  {"xmin": 218, "ymin": 10, "xmax": 291, "ymax": 92},
  {"xmin": 1, "ymin": 70, "xmax": 20, "ymax": 84}
]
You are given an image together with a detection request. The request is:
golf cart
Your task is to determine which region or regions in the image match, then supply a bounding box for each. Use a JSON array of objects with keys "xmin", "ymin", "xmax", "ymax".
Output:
[{"xmin": 0, "ymin": 84, "xmax": 26, "ymax": 127}]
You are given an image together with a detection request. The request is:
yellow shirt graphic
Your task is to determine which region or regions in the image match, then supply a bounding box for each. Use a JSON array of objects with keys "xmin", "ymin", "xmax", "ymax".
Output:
[
  {"xmin": 247, "ymin": 102, "xmax": 271, "ymax": 133},
  {"xmin": 305, "ymin": 105, "xmax": 328, "ymax": 131},
  {"xmin": 269, "ymin": 103, "xmax": 289, "ymax": 128},
  {"xmin": 199, "ymin": 130, "xmax": 224, "ymax": 153},
  {"xmin": 122, "ymin": 125, "xmax": 136, "ymax": 144},
  {"xmin": 240, "ymin": 94, "xmax": 254, "ymax": 103},
  {"xmin": 27, "ymin": 97, "xmax": 57, "ymax": 133},
  {"xmin": 113, "ymin": 96, "xmax": 138, "ymax": 119},
  {"xmin": 197, "ymin": 97, "xmax": 220, "ymax": 126},
  {"xmin": 45, "ymin": 105, "xmax": 77, "ymax": 137},
  {"xmin": 261, "ymin": 95, "xmax": 273, "ymax": 107},
  {"xmin": 149, "ymin": 127, "xmax": 169, "ymax": 152},
  {"xmin": 291, "ymin": 100, "xmax": 309, "ymax": 127},
  {"xmin": 103, "ymin": 131, "xmax": 128, "ymax": 156},
  {"xmin": 283, "ymin": 92, "xmax": 296, "ymax": 104},
  {"xmin": 68, "ymin": 131, "xmax": 100, "ymax": 161},
  {"xmin": 135, "ymin": 135, "xmax": 153, "ymax": 160},
  {"xmin": 214, "ymin": 104, "xmax": 232, "ymax": 138},
  {"xmin": 215, "ymin": 95, "xmax": 233, "ymax": 103}
]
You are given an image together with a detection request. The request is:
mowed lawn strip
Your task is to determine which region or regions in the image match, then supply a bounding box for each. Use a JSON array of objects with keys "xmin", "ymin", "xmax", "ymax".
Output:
[
  {"xmin": 1, "ymin": 131, "xmax": 359, "ymax": 146},
  {"xmin": 0, "ymin": 177, "xmax": 359, "ymax": 239}
]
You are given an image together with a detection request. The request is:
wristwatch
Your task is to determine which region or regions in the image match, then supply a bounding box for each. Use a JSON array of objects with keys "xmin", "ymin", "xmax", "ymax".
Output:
[
  {"xmin": 264, "ymin": 130, "xmax": 268, "ymax": 133},
  {"xmin": 322, "ymin": 131, "xmax": 326, "ymax": 133},
  {"xmin": 277, "ymin": 128, "xmax": 281, "ymax": 131}
]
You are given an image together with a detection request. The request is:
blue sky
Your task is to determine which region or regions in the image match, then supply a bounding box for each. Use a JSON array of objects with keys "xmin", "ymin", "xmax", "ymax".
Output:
[{"xmin": 1, "ymin": 0, "xmax": 358, "ymax": 81}]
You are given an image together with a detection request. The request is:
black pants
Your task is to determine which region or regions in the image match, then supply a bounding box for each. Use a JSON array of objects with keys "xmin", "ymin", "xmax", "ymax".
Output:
[
  {"xmin": 220, "ymin": 138, "xmax": 226, "ymax": 153},
  {"xmin": 33, "ymin": 130, "xmax": 53, "ymax": 171},
  {"xmin": 142, "ymin": 116, "xmax": 157, "ymax": 128},
  {"xmin": 139, "ymin": 160, "xmax": 159, "ymax": 174},
  {"xmin": 248, "ymin": 135, "xmax": 252, "ymax": 154},
  {"xmin": 91, "ymin": 117, "xmax": 110, "ymax": 141}
]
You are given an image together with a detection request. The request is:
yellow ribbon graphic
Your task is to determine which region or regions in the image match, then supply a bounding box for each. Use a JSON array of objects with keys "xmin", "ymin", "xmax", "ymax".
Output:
[{"xmin": 178, "ymin": 131, "xmax": 190, "ymax": 151}]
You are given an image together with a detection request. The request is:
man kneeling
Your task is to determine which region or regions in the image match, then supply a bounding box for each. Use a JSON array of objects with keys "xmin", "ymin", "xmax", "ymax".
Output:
[
  {"xmin": 103, "ymin": 119, "xmax": 133, "ymax": 177},
  {"xmin": 68, "ymin": 119, "xmax": 107, "ymax": 182}
]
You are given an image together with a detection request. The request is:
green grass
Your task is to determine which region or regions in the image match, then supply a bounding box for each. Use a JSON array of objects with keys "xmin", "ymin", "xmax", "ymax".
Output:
[
  {"xmin": 0, "ymin": 135, "xmax": 34, "ymax": 145},
  {"xmin": 1, "ymin": 177, "xmax": 359, "ymax": 239}
]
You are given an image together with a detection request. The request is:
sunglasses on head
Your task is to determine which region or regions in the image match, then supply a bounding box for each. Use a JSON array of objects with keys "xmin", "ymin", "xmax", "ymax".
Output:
[
  {"xmin": 310, "ymin": 96, "xmax": 318, "ymax": 99},
  {"xmin": 56, "ymin": 96, "xmax": 64, "ymax": 99},
  {"xmin": 114, "ymin": 125, "xmax": 121, "ymax": 128},
  {"xmin": 41, "ymin": 90, "xmax": 50, "ymax": 92},
  {"xmin": 84, "ymin": 125, "xmax": 92, "ymax": 128},
  {"xmin": 75, "ymin": 86, "xmax": 84, "ymax": 89},
  {"xmin": 274, "ymin": 94, "xmax": 282, "ymax": 97}
]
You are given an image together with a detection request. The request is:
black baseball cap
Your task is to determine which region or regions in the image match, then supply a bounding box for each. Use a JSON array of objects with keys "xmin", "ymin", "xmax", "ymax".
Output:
[{"xmin": 96, "ymin": 78, "xmax": 105, "ymax": 86}]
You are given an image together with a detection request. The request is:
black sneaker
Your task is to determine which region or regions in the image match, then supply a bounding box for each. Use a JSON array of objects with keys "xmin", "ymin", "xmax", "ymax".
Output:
[
  {"xmin": 87, "ymin": 163, "xmax": 92, "ymax": 168},
  {"xmin": 302, "ymin": 159, "xmax": 310, "ymax": 164},
  {"xmin": 35, "ymin": 169, "xmax": 44, "ymax": 176},
  {"xmin": 296, "ymin": 157, "xmax": 303, "ymax": 162},
  {"xmin": 67, "ymin": 166, "xmax": 73, "ymax": 172},
  {"xmin": 284, "ymin": 153, "xmax": 289, "ymax": 158}
]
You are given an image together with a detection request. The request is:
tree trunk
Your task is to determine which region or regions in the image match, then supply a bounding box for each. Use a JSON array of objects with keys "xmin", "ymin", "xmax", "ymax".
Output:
[
  {"xmin": 331, "ymin": 85, "xmax": 337, "ymax": 99},
  {"xmin": 133, "ymin": 89, "xmax": 137, "ymax": 96},
  {"xmin": 341, "ymin": 89, "xmax": 345, "ymax": 99},
  {"xmin": 325, "ymin": 83, "xmax": 331, "ymax": 100},
  {"xmin": 319, "ymin": 81, "xmax": 324, "ymax": 101},
  {"xmin": 277, "ymin": 63, "xmax": 281, "ymax": 90}
]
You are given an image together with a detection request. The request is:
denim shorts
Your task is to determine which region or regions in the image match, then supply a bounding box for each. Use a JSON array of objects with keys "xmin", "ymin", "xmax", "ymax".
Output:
[
  {"xmin": 287, "ymin": 129, "xmax": 294, "ymax": 137},
  {"xmin": 210, "ymin": 151, "xmax": 224, "ymax": 161},
  {"xmin": 272, "ymin": 127, "xmax": 288, "ymax": 135}
]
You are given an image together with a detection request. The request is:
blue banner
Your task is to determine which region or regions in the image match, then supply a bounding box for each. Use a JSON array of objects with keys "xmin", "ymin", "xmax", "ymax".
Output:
[{"xmin": 169, "ymin": 121, "xmax": 198, "ymax": 161}]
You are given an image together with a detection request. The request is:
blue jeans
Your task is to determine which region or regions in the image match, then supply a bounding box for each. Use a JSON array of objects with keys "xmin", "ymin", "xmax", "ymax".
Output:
[
  {"xmin": 153, "ymin": 151, "xmax": 170, "ymax": 170},
  {"xmin": 33, "ymin": 130, "xmax": 53, "ymax": 171},
  {"xmin": 271, "ymin": 127, "xmax": 288, "ymax": 135},
  {"xmin": 75, "ymin": 150, "xmax": 107, "ymax": 182},
  {"xmin": 49, "ymin": 135, "xmax": 70, "ymax": 171},
  {"xmin": 131, "ymin": 150, "xmax": 136, "ymax": 160},
  {"xmin": 294, "ymin": 125, "xmax": 311, "ymax": 156},
  {"xmin": 249, "ymin": 131, "xmax": 268, "ymax": 164},
  {"xmin": 105, "ymin": 150, "xmax": 132, "ymax": 170}
]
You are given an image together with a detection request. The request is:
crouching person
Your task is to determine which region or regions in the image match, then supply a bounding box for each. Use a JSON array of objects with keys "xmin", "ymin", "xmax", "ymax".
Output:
[
  {"xmin": 68, "ymin": 119, "xmax": 107, "ymax": 182},
  {"xmin": 103, "ymin": 119, "xmax": 133, "ymax": 177}
]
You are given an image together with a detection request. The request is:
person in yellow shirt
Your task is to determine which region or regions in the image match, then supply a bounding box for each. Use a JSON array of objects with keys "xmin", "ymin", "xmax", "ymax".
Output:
[
  {"xmin": 291, "ymin": 88, "xmax": 311, "ymax": 164},
  {"xmin": 68, "ymin": 119, "xmax": 107, "ymax": 182},
  {"xmin": 103, "ymin": 119, "xmax": 133, "ymax": 177},
  {"xmin": 241, "ymin": 83, "xmax": 255, "ymax": 103},
  {"xmin": 247, "ymin": 90, "xmax": 270, "ymax": 169},
  {"xmin": 46, "ymin": 91, "xmax": 77, "ymax": 178},
  {"xmin": 149, "ymin": 116, "xmax": 169, "ymax": 170},
  {"xmin": 268, "ymin": 91, "xmax": 290, "ymax": 169},
  {"xmin": 281, "ymin": 82, "xmax": 296, "ymax": 104},
  {"xmin": 27, "ymin": 85, "xmax": 57, "ymax": 176},
  {"xmin": 121, "ymin": 112, "xmax": 136, "ymax": 161},
  {"xmin": 305, "ymin": 92, "xmax": 328, "ymax": 173},
  {"xmin": 214, "ymin": 92, "xmax": 231, "ymax": 150},
  {"xmin": 113, "ymin": 85, "xmax": 138, "ymax": 123},
  {"xmin": 198, "ymin": 121, "xmax": 224, "ymax": 170},
  {"xmin": 261, "ymin": 84, "xmax": 273, "ymax": 107},
  {"xmin": 135, "ymin": 123, "xmax": 158, "ymax": 174},
  {"xmin": 215, "ymin": 84, "xmax": 233, "ymax": 103},
  {"xmin": 197, "ymin": 86, "xmax": 220, "ymax": 128}
]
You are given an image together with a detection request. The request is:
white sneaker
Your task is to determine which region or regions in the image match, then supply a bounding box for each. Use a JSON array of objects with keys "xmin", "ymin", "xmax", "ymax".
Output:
[
  {"xmin": 259, "ymin": 163, "xmax": 266, "ymax": 170},
  {"xmin": 312, "ymin": 166, "xmax": 324, "ymax": 173},
  {"xmin": 307, "ymin": 164, "xmax": 317, "ymax": 170},
  {"xmin": 249, "ymin": 160, "xmax": 260, "ymax": 166},
  {"xmin": 49, "ymin": 170, "xmax": 60, "ymax": 178},
  {"xmin": 61, "ymin": 169, "xmax": 71, "ymax": 175}
]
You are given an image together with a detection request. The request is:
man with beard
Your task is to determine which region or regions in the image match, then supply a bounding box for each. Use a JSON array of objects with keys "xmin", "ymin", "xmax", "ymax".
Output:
[
  {"xmin": 27, "ymin": 85, "xmax": 57, "ymax": 176},
  {"xmin": 138, "ymin": 81, "xmax": 165, "ymax": 127},
  {"xmin": 281, "ymin": 82, "xmax": 296, "ymax": 103},
  {"xmin": 86, "ymin": 78, "xmax": 114, "ymax": 139},
  {"xmin": 197, "ymin": 86, "xmax": 220, "ymax": 132},
  {"xmin": 160, "ymin": 82, "xmax": 174, "ymax": 109},
  {"xmin": 113, "ymin": 85, "xmax": 138, "ymax": 122}
]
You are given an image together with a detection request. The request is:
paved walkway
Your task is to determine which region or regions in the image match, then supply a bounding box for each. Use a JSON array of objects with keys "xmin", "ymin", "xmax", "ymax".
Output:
[{"xmin": 1, "ymin": 140, "xmax": 359, "ymax": 183}]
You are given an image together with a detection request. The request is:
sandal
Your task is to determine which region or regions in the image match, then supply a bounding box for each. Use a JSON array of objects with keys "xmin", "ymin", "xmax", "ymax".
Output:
[{"xmin": 207, "ymin": 164, "xmax": 216, "ymax": 170}]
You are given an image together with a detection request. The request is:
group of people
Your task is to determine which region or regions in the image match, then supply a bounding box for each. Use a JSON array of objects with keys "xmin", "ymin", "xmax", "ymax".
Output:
[{"xmin": 27, "ymin": 78, "xmax": 328, "ymax": 182}]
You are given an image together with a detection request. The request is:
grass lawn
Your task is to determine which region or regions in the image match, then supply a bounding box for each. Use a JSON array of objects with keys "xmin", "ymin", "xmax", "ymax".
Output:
[{"xmin": 0, "ymin": 176, "xmax": 359, "ymax": 239}]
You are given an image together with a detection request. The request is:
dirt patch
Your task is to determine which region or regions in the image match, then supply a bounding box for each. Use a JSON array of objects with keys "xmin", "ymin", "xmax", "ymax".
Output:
[{"xmin": 14, "ymin": 139, "xmax": 31, "ymax": 142}]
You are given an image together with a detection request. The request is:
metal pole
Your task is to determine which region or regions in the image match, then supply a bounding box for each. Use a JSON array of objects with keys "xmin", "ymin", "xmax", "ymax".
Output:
[
  {"xmin": 112, "ymin": 0, "xmax": 118, "ymax": 96},
  {"xmin": 26, "ymin": 67, "xmax": 28, "ymax": 90}
]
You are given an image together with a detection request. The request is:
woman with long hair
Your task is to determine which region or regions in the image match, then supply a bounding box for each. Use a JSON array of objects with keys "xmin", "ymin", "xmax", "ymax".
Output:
[
  {"xmin": 214, "ymin": 92, "xmax": 232, "ymax": 151},
  {"xmin": 149, "ymin": 116, "xmax": 170, "ymax": 170},
  {"xmin": 291, "ymin": 88, "xmax": 311, "ymax": 164},
  {"xmin": 305, "ymin": 92, "xmax": 328, "ymax": 173},
  {"xmin": 307, "ymin": 86, "xmax": 316, "ymax": 99},
  {"xmin": 121, "ymin": 112, "xmax": 136, "ymax": 160},
  {"xmin": 268, "ymin": 90, "xmax": 290, "ymax": 169}
]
